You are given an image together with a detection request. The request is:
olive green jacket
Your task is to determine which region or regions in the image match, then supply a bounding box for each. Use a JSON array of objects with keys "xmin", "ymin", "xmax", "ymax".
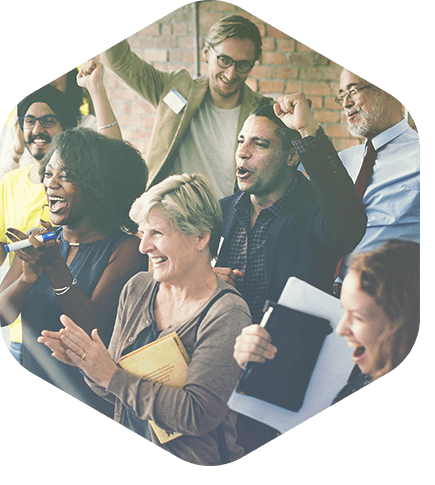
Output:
[{"xmin": 103, "ymin": 40, "xmax": 273, "ymax": 189}]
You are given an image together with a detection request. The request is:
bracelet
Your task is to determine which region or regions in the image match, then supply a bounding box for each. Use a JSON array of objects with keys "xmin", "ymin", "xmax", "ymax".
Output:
[
  {"xmin": 13, "ymin": 148, "xmax": 24, "ymax": 155},
  {"xmin": 53, "ymin": 278, "xmax": 77, "ymax": 296},
  {"xmin": 98, "ymin": 120, "xmax": 118, "ymax": 130}
]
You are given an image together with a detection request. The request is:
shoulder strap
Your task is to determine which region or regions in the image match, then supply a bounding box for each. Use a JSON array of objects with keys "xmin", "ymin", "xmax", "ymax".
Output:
[
  {"xmin": 194, "ymin": 287, "xmax": 241, "ymax": 465},
  {"xmin": 194, "ymin": 288, "xmax": 241, "ymax": 342}
]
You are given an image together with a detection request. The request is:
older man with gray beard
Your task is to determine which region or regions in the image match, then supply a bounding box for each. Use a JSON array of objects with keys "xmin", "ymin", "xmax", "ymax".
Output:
[{"xmin": 333, "ymin": 69, "xmax": 420, "ymax": 295}]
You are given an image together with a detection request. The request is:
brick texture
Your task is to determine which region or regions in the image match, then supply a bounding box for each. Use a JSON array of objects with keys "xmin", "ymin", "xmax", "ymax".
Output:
[{"xmin": 102, "ymin": 1, "xmax": 369, "ymax": 157}]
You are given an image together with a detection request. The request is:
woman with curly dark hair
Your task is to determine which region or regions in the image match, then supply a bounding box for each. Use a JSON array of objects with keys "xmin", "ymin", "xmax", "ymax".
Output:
[
  {"xmin": 0, "ymin": 127, "xmax": 149, "ymax": 416},
  {"xmin": 40, "ymin": 127, "xmax": 147, "ymax": 235}
]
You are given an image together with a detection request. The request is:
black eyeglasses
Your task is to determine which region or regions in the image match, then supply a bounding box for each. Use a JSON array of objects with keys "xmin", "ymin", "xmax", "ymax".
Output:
[
  {"xmin": 18, "ymin": 114, "xmax": 59, "ymax": 129},
  {"xmin": 334, "ymin": 84, "xmax": 372, "ymax": 105},
  {"xmin": 208, "ymin": 45, "xmax": 255, "ymax": 74}
]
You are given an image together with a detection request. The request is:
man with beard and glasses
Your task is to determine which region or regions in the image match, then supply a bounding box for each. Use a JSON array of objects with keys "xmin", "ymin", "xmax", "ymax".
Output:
[
  {"xmin": 0, "ymin": 67, "xmax": 97, "ymax": 180},
  {"xmin": 0, "ymin": 59, "xmax": 121, "ymax": 362},
  {"xmin": 332, "ymin": 69, "xmax": 420, "ymax": 296},
  {"xmin": 102, "ymin": 15, "xmax": 273, "ymax": 199}
]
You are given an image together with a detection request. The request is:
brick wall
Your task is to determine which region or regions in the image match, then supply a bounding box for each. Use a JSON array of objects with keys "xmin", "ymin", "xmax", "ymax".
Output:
[{"xmin": 102, "ymin": 1, "xmax": 365, "ymax": 159}]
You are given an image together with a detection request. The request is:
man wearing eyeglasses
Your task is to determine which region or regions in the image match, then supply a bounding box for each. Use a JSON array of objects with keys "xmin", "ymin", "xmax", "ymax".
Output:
[
  {"xmin": 332, "ymin": 69, "xmax": 420, "ymax": 295},
  {"xmin": 0, "ymin": 84, "xmax": 78, "ymax": 363},
  {"xmin": 19, "ymin": 99, "xmax": 72, "ymax": 163},
  {"xmin": 103, "ymin": 15, "xmax": 273, "ymax": 198},
  {"xmin": 0, "ymin": 60, "xmax": 121, "ymax": 362}
]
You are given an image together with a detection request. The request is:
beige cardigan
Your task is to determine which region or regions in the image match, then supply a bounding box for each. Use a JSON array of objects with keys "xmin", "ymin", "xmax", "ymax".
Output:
[
  {"xmin": 87, "ymin": 273, "xmax": 252, "ymax": 465},
  {"xmin": 103, "ymin": 40, "xmax": 273, "ymax": 189}
]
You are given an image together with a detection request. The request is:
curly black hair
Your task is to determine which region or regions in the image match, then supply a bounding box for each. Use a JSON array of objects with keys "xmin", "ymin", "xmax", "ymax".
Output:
[{"xmin": 39, "ymin": 127, "xmax": 148, "ymax": 234}]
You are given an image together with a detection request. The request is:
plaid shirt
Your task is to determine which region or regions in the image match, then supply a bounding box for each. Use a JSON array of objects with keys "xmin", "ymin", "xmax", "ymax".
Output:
[{"xmin": 226, "ymin": 175, "xmax": 300, "ymax": 323}]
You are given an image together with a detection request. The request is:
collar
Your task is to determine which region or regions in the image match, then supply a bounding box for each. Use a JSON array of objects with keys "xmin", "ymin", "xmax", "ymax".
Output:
[
  {"xmin": 370, "ymin": 118, "xmax": 410, "ymax": 151},
  {"xmin": 233, "ymin": 174, "xmax": 300, "ymax": 219}
]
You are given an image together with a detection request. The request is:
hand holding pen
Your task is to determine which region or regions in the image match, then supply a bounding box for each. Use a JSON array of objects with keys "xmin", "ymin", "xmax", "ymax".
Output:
[
  {"xmin": 233, "ymin": 313, "xmax": 278, "ymax": 370},
  {"xmin": 5, "ymin": 222, "xmax": 60, "ymax": 280},
  {"xmin": 5, "ymin": 230, "xmax": 56, "ymax": 253}
]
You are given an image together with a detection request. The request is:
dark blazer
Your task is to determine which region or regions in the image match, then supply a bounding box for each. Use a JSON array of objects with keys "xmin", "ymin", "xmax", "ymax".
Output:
[{"xmin": 217, "ymin": 133, "xmax": 367, "ymax": 304}]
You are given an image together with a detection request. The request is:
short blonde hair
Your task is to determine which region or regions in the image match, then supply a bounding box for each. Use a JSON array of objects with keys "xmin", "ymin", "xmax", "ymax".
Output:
[
  {"xmin": 204, "ymin": 14, "xmax": 262, "ymax": 61},
  {"xmin": 129, "ymin": 173, "xmax": 223, "ymax": 258}
]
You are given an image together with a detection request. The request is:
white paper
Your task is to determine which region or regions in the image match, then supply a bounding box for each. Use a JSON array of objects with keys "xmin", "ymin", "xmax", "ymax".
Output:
[
  {"xmin": 277, "ymin": 277, "xmax": 344, "ymax": 326},
  {"xmin": 228, "ymin": 277, "xmax": 355, "ymax": 432}
]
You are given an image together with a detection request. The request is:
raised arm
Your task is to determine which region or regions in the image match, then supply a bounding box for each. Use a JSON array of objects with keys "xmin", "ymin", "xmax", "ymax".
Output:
[
  {"xmin": 77, "ymin": 59, "xmax": 122, "ymax": 140},
  {"xmin": 275, "ymin": 93, "xmax": 367, "ymax": 254},
  {"xmin": 274, "ymin": 93, "xmax": 319, "ymax": 138},
  {"xmin": 102, "ymin": 39, "xmax": 169, "ymax": 108}
]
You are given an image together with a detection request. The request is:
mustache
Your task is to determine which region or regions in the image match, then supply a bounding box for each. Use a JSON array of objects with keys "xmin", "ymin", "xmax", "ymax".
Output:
[
  {"xmin": 345, "ymin": 107, "xmax": 360, "ymax": 117},
  {"xmin": 28, "ymin": 133, "xmax": 52, "ymax": 143}
]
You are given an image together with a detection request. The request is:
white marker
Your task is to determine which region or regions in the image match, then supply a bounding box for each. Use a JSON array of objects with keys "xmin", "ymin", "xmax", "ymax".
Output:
[{"xmin": 4, "ymin": 231, "xmax": 56, "ymax": 254}]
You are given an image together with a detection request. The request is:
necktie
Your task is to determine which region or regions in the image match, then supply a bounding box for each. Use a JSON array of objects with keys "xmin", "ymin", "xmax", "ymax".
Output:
[
  {"xmin": 334, "ymin": 140, "xmax": 377, "ymax": 281},
  {"xmin": 354, "ymin": 139, "xmax": 377, "ymax": 198}
]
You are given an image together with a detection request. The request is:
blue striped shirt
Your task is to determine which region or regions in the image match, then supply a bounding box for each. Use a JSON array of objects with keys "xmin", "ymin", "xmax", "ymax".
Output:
[{"xmin": 338, "ymin": 119, "xmax": 420, "ymax": 278}]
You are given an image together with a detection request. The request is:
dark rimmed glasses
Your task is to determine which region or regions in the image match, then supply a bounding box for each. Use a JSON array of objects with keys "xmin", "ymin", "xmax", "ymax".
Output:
[
  {"xmin": 18, "ymin": 114, "xmax": 59, "ymax": 129},
  {"xmin": 208, "ymin": 45, "xmax": 255, "ymax": 74},
  {"xmin": 334, "ymin": 84, "xmax": 373, "ymax": 105}
]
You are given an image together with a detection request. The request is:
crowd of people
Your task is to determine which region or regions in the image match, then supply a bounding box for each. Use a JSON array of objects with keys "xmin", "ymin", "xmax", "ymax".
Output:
[{"xmin": 0, "ymin": 14, "xmax": 420, "ymax": 466}]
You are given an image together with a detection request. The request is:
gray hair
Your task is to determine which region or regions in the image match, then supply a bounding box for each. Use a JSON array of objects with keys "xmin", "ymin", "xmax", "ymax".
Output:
[{"xmin": 129, "ymin": 173, "xmax": 223, "ymax": 259}]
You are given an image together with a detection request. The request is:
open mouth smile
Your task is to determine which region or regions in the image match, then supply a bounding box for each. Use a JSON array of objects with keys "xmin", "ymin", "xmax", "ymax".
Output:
[
  {"xmin": 221, "ymin": 77, "xmax": 237, "ymax": 84},
  {"xmin": 29, "ymin": 134, "xmax": 51, "ymax": 146},
  {"xmin": 218, "ymin": 75, "xmax": 240, "ymax": 87},
  {"xmin": 346, "ymin": 340, "xmax": 367, "ymax": 364},
  {"xmin": 151, "ymin": 256, "xmax": 168, "ymax": 265},
  {"xmin": 32, "ymin": 138, "xmax": 49, "ymax": 146},
  {"xmin": 48, "ymin": 196, "xmax": 67, "ymax": 213}
]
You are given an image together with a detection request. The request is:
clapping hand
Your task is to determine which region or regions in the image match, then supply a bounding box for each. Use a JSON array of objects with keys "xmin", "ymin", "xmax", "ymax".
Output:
[{"xmin": 40, "ymin": 314, "xmax": 118, "ymax": 388}]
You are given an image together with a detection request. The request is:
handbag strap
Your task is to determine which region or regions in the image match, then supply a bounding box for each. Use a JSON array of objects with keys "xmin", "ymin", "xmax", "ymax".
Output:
[
  {"xmin": 194, "ymin": 287, "xmax": 241, "ymax": 464},
  {"xmin": 193, "ymin": 288, "xmax": 241, "ymax": 341}
]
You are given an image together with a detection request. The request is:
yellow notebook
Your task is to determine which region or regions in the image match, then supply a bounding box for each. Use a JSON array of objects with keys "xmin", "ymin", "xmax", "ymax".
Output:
[{"xmin": 118, "ymin": 331, "xmax": 190, "ymax": 443}]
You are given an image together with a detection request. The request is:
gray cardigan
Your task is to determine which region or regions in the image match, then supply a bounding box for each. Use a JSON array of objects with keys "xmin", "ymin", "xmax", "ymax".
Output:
[{"xmin": 87, "ymin": 272, "xmax": 251, "ymax": 465}]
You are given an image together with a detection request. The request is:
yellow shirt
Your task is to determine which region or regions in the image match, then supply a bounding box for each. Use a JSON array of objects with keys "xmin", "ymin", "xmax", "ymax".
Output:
[{"xmin": 0, "ymin": 165, "xmax": 50, "ymax": 342}]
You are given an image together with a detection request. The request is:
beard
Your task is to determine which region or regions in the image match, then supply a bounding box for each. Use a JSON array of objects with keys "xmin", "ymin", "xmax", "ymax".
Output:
[
  {"xmin": 31, "ymin": 148, "xmax": 47, "ymax": 161},
  {"xmin": 25, "ymin": 133, "xmax": 52, "ymax": 161},
  {"xmin": 346, "ymin": 91, "xmax": 384, "ymax": 137}
]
